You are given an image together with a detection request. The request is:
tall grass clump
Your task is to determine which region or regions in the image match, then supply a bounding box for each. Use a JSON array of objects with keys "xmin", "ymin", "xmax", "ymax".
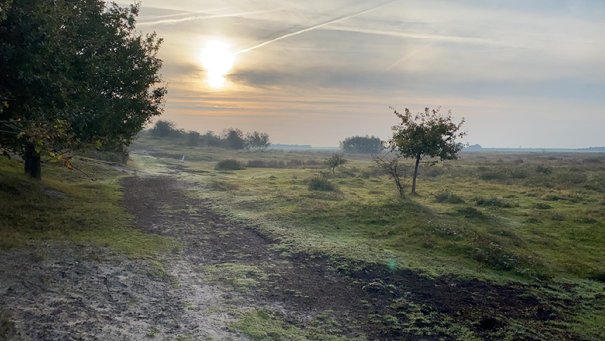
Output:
[
  {"xmin": 308, "ymin": 176, "xmax": 338, "ymax": 192},
  {"xmin": 215, "ymin": 159, "xmax": 245, "ymax": 170},
  {"xmin": 475, "ymin": 197, "xmax": 516, "ymax": 208},
  {"xmin": 434, "ymin": 190, "xmax": 465, "ymax": 204}
]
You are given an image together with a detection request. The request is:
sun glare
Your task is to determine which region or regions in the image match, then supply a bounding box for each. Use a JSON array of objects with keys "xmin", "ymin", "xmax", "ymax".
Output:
[{"xmin": 200, "ymin": 40, "xmax": 235, "ymax": 89}]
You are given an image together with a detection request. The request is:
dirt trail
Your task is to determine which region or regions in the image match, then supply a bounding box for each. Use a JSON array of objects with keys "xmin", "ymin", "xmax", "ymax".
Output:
[
  {"xmin": 121, "ymin": 175, "xmax": 574, "ymax": 340},
  {"xmin": 121, "ymin": 176, "xmax": 372, "ymax": 339},
  {"xmin": 0, "ymin": 174, "xmax": 576, "ymax": 340}
]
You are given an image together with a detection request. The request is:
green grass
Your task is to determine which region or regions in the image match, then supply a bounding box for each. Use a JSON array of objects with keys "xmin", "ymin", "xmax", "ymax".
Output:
[
  {"xmin": 129, "ymin": 139, "xmax": 605, "ymax": 281},
  {"xmin": 229, "ymin": 309, "xmax": 362, "ymax": 341},
  {"xmin": 200, "ymin": 263, "xmax": 268, "ymax": 292},
  {"xmin": 0, "ymin": 157, "xmax": 178, "ymax": 259},
  {"xmin": 129, "ymin": 138, "xmax": 605, "ymax": 339}
]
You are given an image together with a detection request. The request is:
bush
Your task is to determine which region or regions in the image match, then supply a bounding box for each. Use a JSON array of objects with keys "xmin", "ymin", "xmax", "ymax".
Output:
[
  {"xmin": 308, "ymin": 176, "xmax": 338, "ymax": 192},
  {"xmin": 475, "ymin": 197, "xmax": 515, "ymax": 208},
  {"xmin": 533, "ymin": 203, "xmax": 553, "ymax": 210},
  {"xmin": 535, "ymin": 165, "xmax": 553, "ymax": 175},
  {"xmin": 434, "ymin": 191, "xmax": 465, "ymax": 204},
  {"xmin": 456, "ymin": 207, "xmax": 485, "ymax": 219},
  {"xmin": 215, "ymin": 159, "xmax": 244, "ymax": 170},
  {"xmin": 471, "ymin": 238, "xmax": 518, "ymax": 271}
]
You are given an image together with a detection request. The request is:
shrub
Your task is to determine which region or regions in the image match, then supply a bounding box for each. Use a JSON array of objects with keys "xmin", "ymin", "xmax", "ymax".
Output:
[
  {"xmin": 535, "ymin": 165, "xmax": 553, "ymax": 175},
  {"xmin": 215, "ymin": 159, "xmax": 244, "ymax": 170},
  {"xmin": 471, "ymin": 238, "xmax": 518, "ymax": 271},
  {"xmin": 308, "ymin": 176, "xmax": 337, "ymax": 192},
  {"xmin": 434, "ymin": 191, "xmax": 465, "ymax": 204},
  {"xmin": 456, "ymin": 207, "xmax": 485, "ymax": 219},
  {"xmin": 533, "ymin": 203, "xmax": 553, "ymax": 210},
  {"xmin": 475, "ymin": 197, "xmax": 515, "ymax": 208}
]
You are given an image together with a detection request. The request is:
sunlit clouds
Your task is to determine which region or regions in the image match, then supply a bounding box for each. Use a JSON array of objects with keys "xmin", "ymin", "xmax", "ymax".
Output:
[{"xmin": 131, "ymin": 0, "xmax": 605, "ymax": 148}]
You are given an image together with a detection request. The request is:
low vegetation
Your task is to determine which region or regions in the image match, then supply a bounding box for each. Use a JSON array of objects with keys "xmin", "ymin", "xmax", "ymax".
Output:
[
  {"xmin": 128, "ymin": 135, "xmax": 605, "ymax": 339},
  {"xmin": 308, "ymin": 176, "xmax": 338, "ymax": 192},
  {"xmin": 3, "ymin": 132, "xmax": 605, "ymax": 339},
  {"xmin": 215, "ymin": 159, "xmax": 245, "ymax": 171},
  {"xmin": 0, "ymin": 157, "xmax": 177, "ymax": 257}
]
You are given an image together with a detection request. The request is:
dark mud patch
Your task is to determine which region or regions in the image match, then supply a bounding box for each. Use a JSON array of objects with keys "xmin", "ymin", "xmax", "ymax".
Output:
[{"xmin": 122, "ymin": 176, "xmax": 578, "ymax": 340}]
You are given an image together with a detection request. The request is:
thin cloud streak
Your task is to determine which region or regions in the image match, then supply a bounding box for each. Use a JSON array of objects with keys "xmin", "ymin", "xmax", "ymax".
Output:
[
  {"xmin": 235, "ymin": 0, "xmax": 399, "ymax": 55},
  {"xmin": 138, "ymin": 9, "xmax": 276, "ymax": 27},
  {"xmin": 327, "ymin": 25, "xmax": 502, "ymax": 47},
  {"xmin": 138, "ymin": 7, "xmax": 230, "ymax": 21}
]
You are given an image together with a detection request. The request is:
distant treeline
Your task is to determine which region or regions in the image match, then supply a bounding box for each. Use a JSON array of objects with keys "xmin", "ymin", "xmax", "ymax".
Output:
[{"xmin": 149, "ymin": 120, "xmax": 270, "ymax": 150}]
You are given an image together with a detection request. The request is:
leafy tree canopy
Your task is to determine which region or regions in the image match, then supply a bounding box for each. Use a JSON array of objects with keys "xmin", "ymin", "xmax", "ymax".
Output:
[
  {"xmin": 223, "ymin": 128, "xmax": 245, "ymax": 150},
  {"xmin": 341, "ymin": 135, "xmax": 384, "ymax": 154},
  {"xmin": 0, "ymin": 0, "xmax": 165, "ymax": 178},
  {"xmin": 245, "ymin": 131, "xmax": 270, "ymax": 151},
  {"xmin": 326, "ymin": 153, "xmax": 347, "ymax": 174},
  {"xmin": 390, "ymin": 107, "xmax": 465, "ymax": 193}
]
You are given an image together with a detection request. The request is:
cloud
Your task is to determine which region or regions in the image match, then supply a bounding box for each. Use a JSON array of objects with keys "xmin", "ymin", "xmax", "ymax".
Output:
[
  {"xmin": 235, "ymin": 0, "xmax": 398, "ymax": 54},
  {"xmin": 138, "ymin": 9, "xmax": 277, "ymax": 26}
]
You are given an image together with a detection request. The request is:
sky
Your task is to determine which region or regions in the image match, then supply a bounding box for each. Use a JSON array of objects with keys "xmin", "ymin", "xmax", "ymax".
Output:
[{"xmin": 126, "ymin": 0, "xmax": 605, "ymax": 148}]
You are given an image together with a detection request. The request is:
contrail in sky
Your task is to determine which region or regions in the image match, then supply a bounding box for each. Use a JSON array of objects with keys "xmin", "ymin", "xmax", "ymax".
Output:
[
  {"xmin": 138, "ymin": 7, "xmax": 230, "ymax": 22},
  {"xmin": 138, "ymin": 9, "xmax": 275, "ymax": 27},
  {"xmin": 235, "ymin": 0, "xmax": 399, "ymax": 55}
]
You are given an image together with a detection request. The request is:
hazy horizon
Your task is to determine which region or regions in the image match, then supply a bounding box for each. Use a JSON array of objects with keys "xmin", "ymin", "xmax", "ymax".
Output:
[{"xmin": 128, "ymin": 0, "xmax": 605, "ymax": 149}]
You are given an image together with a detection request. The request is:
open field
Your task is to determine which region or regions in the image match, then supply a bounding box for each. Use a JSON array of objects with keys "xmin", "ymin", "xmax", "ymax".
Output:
[
  {"xmin": 130, "ymin": 134, "xmax": 605, "ymax": 339},
  {"xmin": 1, "ymin": 135, "xmax": 604, "ymax": 339}
]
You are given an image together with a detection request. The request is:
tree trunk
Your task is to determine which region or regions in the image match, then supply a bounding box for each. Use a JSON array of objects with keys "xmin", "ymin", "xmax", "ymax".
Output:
[
  {"xmin": 411, "ymin": 154, "xmax": 420, "ymax": 194},
  {"xmin": 395, "ymin": 176, "xmax": 404, "ymax": 198},
  {"xmin": 24, "ymin": 143, "xmax": 41, "ymax": 179}
]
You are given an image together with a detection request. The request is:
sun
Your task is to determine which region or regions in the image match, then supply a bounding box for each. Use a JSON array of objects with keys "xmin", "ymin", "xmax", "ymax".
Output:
[{"xmin": 200, "ymin": 40, "xmax": 235, "ymax": 89}]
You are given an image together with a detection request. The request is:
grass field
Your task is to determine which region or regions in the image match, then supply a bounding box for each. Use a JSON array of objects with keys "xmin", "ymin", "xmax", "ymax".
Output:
[
  {"xmin": 2, "ymin": 134, "xmax": 604, "ymax": 339},
  {"xmin": 0, "ymin": 156, "xmax": 177, "ymax": 258},
  {"xmin": 130, "ymin": 134, "xmax": 605, "ymax": 338}
]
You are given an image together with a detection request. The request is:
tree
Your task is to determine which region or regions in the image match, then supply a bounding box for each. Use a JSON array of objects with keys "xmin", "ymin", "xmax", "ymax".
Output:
[
  {"xmin": 374, "ymin": 154, "xmax": 406, "ymax": 198},
  {"xmin": 390, "ymin": 107, "xmax": 465, "ymax": 194},
  {"xmin": 200, "ymin": 131, "xmax": 222, "ymax": 147},
  {"xmin": 186, "ymin": 131, "xmax": 201, "ymax": 146},
  {"xmin": 0, "ymin": 1, "xmax": 165, "ymax": 179},
  {"xmin": 326, "ymin": 154, "xmax": 347, "ymax": 174},
  {"xmin": 223, "ymin": 128, "xmax": 245, "ymax": 149},
  {"xmin": 245, "ymin": 131, "xmax": 270, "ymax": 151},
  {"xmin": 151, "ymin": 120, "xmax": 177, "ymax": 138},
  {"xmin": 341, "ymin": 135, "xmax": 384, "ymax": 154}
]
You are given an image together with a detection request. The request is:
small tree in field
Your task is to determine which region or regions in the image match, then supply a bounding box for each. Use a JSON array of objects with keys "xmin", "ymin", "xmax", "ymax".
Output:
[
  {"xmin": 374, "ymin": 154, "xmax": 406, "ymax": 198},
  {"xmin": 326, "ymin": 154, "xmax": 346, "ymax": 174},
  {"xmin": 390, "ymin": 107, "xmax": 465, "ymax": 194},
  {"xmin": 245, "ymin": 131, "xmax": 270, "ymax": 151},
  {"xmin": 223, "ymin": 128, "xmax": 245, "ymax": 150}
]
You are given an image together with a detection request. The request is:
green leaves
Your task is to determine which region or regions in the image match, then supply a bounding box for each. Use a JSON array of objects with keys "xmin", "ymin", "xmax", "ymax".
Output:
[
  {"xmin": 389, "ymin": 107, "xmax": 465, "ymax": 193},
  {"xmin": 0, "ymin": 0, "xmax": 165, "ymax": 177},
  {"xmin": 390, "ymin": 107, "xmax": 465, "ymax": 161}
]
